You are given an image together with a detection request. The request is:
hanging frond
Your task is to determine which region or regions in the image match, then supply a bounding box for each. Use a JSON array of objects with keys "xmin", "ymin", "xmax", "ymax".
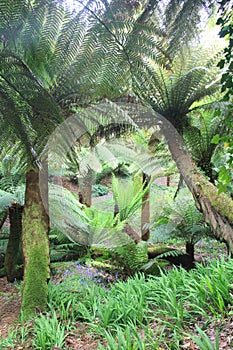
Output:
[
  {"xmin": 0, "ymin": 186, "xmax": 25, "ymax": 210},
  {"xmin": 184, "ymin": 107, "xmax": 227, "ymax": 181}
]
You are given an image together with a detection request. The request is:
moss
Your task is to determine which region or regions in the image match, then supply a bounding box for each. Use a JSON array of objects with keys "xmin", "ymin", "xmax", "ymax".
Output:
[
  {"xmin": 148, "ymin": 246, "xmax": 175, "ymax": 255},
  {"xmin": 195, "ymin": 174, "xmax": 233, "ymax": 222},
  {"xmin": 21, "ymin": 245, "xmax": 49, "ymax": 319},
  {"xmin": 21, "ymin": 171, "xmax": 50, "ymax": 319}
]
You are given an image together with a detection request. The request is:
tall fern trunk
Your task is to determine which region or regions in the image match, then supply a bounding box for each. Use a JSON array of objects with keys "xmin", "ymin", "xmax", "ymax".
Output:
[
  {"xmin": 80, "ymin": 168, "xmax": 92, "ymax": 207},
  {"xmin": 21, "ymin": 169, "xmax": 50, "ymax": 319},
  {"xmin": 4, "ymin": 203, "xmax": 23, "ymax": 282},
  {"xmin": 0, "ymin": 209, "xmax": 7, "ymax": 230},
  {"xmin": 186, "ymin": 242, "xmax": 195, "ymax": 262},
  {"xmin": 141, "ymin": 173, "xmax": 151, "ymax": 241},
  {"xmin": 160, "ymin": 118, "xmax": 233, "ymax": 253}
]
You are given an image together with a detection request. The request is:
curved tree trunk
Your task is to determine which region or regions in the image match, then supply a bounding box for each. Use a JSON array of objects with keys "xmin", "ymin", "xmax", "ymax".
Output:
[
  {"xmin": 141, "ymin": 172, "xmax": 151, "ymax": 241},
  {"xmin": 21, "ymin": 169, "xmax": 50, "ymax": 319},
  {"xmin": 159, "ymin": 117, "xmax": 233, "ymax": 253},
  {"xmin": 4, "ymin": 203, "xmax": 23, "ymax": 282}
]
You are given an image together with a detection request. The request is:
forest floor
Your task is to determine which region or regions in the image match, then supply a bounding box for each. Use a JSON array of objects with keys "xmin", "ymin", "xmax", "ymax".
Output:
[
  {"xmin": 1, "ymin": 180, "xmax": 233, "ymax": 349},
  {"xmin": 1, "ymin": 240, "xmax": 233, "ymax": 349},
  {"xmin": 0, "ymin": 277, "xmax": 21, "ymax": 340}
]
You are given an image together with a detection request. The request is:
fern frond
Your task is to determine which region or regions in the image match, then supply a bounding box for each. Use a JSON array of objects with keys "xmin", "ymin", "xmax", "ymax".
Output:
[
  {"xmin": 156, "ymin": 249, "xmax": 185, "ymax": 260},
  {"xmin": 0, "ymin": 186, "xmax": 25, "ymax": 210},
  {"xmin": 111, "ymin": 174, "xmax": 149, "ymax": 222}
]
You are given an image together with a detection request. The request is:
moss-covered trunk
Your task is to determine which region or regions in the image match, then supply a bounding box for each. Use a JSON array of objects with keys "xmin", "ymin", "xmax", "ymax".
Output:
[
  {"xmin": 21, "ymin": 169, "xmax": 50, "ymax": 319},
  {"xmin": 141, "ymin": 173, "xmax": 151, "ymax": 241},
  {"xmin": 159, "ymin": 118, "xmax": 233, "ymax": 253},
  {"xmin": 4, "ymin": 203, "xmax": 23, "ymax": 282}
]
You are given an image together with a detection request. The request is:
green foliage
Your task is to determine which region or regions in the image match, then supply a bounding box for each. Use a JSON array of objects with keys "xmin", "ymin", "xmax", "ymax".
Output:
[
  {"xmin": 112, "ymin": 174, "xmax": 149, "ymax": 222},
  {"xmin": 32, "ymin": 309, "xmax": 69, "ymax": 350},
  {"xmin": 48, "ymin": 184, "xmax": 90, "ymax": 245},
  {"xmin": 2, "ymin": 256, "xmax": 233, "ymax": 349},
  {"xmin": 188, "ymin": 325, "xmax": 220, "ymax": 350},
  {"xmin": 214, "ymin": 1, "xmax": 233, "ymax": 192},
  {"xmin": 0, "ymin": 186, "xmax": 25, "ymax": 210},
  {"xmin": 0, "ymin": 154, "xmax": 24, "ymax": 192},
  {"xmin": 184, "ymin": 109, "xmax": 227, "ymax": 182},
  {"xmin": 96, "ymin": 165, "xmax": 114, "ymax": 184},
  {"xmin": 152, "ymin": 189, "xmax": 210, "ymax": 245},
  {"xmin": 217, "ymin": 1, "xmax": 233, "ymax": 101},
  {"xmin": 98, "ymin": 325, "xmax": 147, "ymax": 350},
  {"xmin": 49, "ymin": 226, "xmax": 86, "ymax": 263},
  {"xmin": 92, "ymin": 184, "xmax": 109, "ymax": 197},
  {"xmin": 95, "ymin": 163, "xmax": 130, "ymax": 184},
  {"xmin": 113, "ymin": 241, "xmax": 148, "ymax": 274}
]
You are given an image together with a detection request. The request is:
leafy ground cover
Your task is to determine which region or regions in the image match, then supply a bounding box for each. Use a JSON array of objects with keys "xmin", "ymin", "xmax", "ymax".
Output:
[{"xmin": 0, "ymin": 239, "xmax": 233, "ymax": 350}]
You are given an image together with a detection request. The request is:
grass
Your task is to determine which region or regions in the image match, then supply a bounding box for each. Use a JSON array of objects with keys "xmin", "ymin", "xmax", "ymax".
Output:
[{"xmin": 1, "ymin": 255, "xmax": 233, "ymax": 349}]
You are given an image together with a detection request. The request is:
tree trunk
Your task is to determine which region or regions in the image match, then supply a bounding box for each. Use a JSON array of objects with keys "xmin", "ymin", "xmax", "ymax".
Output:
[
  {"xmin": 186, "ymin": 242, "xmax": 195, "ymax": 262},
  {"xmin": 159, "ymin": 117, "xmax": 233, "ymax": 253},
  {"xmin": 21, "ymin": 169, "xmax": 50, "ymax": 319},
  {"xmin": 4, "ymin": 203, "xmax": 23, "ymax": 282},
  {"xmin": 79, "ymin": 168, "xmax": 93, "ymax": 207},
  {"xmin": 0, "ymin": 209, "xmax": 7, "ymax": 230},
  {"xmin": 141, "ymin": 173, "xmax": 151, "ymax": 241}
]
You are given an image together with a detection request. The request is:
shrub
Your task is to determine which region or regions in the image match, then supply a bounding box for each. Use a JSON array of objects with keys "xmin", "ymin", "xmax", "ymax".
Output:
[{"xmin": 92, "ymin": 184, "xmax": 109, "ymax": 197}]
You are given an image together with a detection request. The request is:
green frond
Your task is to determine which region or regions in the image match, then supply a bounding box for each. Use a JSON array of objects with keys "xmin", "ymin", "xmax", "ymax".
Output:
[
  {"xmin": 155, "ymin": 249, "xmax": 185, "ymax": 260},
  {"xmin": 164, "ymin": 0, "xmax": 215, "ymax": 57},
  {"xmin": 0, "ymin": 0, "xmax": 31, "ymax": 49},
  {"xmin": 183, "ymin": 107, "xmax": 226, "ymax": 179},
  {"xmin": 112, "ymin": 174, "xmax": 149, "ymax": 222},
  {"xmin": 0, "ymin": 185, "xmax": 25, "ymax": 210}
]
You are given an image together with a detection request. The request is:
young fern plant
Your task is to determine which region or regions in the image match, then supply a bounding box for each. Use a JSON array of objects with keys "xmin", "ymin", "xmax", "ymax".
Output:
[
  {"xmin": 111, "ymin": 174, "xmax": 149, "ymax": 222},
  {"xmin": 49, "ymin": 181, "xmax": 149, "ymax": 273},
  {"xmin": 152, "ymin": 189, "xmax": 211, "ymax": 261}
]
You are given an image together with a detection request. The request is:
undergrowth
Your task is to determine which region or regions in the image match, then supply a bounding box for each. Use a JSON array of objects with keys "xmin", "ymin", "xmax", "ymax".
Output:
[{"xmin": 1, "ymin": 257, "xmax": 233, "ymax": 349}]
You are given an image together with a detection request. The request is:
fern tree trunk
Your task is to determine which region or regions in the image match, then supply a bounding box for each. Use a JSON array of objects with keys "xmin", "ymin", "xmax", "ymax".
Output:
[
  {"xmin": 0, "ymin": 209, "xmax": 7, "ymax": 230},
  {"xmin": 79, "ymin": 168, "xmax": 92, "ymax": 207},
  {"xmin": 186, "ymin": 242, "xmax": 195, "ymax": 262},
  {"xmin": 159, "ymin": 118, "xmax": 233, "ymax": 253},
  {"xmin": 141, "ymin": 173, "xmax": 151, "ymax": 241},
  {"xmin": 21, "ymin": 169, "xmax": 50, "ymax": 319},
  {"xmin": 4, "ymin": 203, "xmax": 23, "ymax": 282}
]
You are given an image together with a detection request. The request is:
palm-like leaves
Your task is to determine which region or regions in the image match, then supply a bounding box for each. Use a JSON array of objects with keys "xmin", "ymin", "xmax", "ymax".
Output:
[
  {"xmin": 131, "ymin": 47, "xmax": 222, "ymax": 131},
  {"xmin": 183, "ymin": 108, "xmax": 227, "ymax": 181},
  {"xmin": 0, "ymin": 0, "xmax": 221, "ymax": 161}
]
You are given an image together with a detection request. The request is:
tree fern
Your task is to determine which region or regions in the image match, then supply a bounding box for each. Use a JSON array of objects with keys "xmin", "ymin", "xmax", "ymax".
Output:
[
  {"xmin": 153, "ymin": 189, "xmax": 211, "ymax": 245},
  {"xmin": 111, "ymin": 174, "xmax": 149, "ymax": 222}
]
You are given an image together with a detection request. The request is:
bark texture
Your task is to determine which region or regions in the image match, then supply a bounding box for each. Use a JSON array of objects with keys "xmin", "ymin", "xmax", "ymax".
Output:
[
  {"xmin": 141, "ymin": 173, "xmax": 151, "ymax": 241},
  {"xmin": 79, "ymin": 168, "xmax": 93, "ymax": 207},
  {"xmin": 4, "ymin": 203, "xmax": 23, "ymax": 282},
  {"xmin": 0, "ymin": 209, "xmax": 7, "ymax": 230},
  {"xmin": 186, "ymin": 242, "xmax": 195, "ymax": 262},
  {"xmin": 21, "ymin": 169, "xmax": 50, "ymax": 319},
  {"xmin": 159, "ymin": 118, "xmax": 233, "ymax": 253}
]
